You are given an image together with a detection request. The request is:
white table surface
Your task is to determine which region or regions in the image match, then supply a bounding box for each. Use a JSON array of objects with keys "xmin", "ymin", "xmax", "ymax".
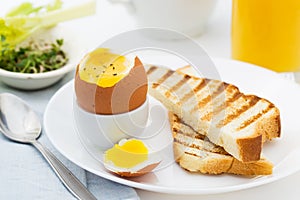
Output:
[{"xmin": 2, "ymin": 0, "xmax": 300, "ymax": 199}]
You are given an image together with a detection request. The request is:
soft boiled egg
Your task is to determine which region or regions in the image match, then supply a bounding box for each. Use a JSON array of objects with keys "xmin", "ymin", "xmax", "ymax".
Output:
[
  {"xmin": 103, "ymin": 139, "xmax": 161, "ymax": 177},
  {"xmin": 74, "ymin": 48, "xmax": 148, "ymax": 114}
]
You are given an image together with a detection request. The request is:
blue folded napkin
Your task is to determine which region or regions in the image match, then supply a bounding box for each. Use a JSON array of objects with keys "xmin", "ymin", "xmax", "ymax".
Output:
[{"xmin": 0, "ymin": 72, "xmax": 139, "ymax": 200}]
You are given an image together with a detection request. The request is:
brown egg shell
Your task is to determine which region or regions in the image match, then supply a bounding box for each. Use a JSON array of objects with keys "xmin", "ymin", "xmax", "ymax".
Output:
[
  {"xmin": 111, "ymin": 162, "xmax": 161, "ymax": 177},
  {"xmin": 75, "ymin": 57, "xmax": 148, "ymax": 114}
]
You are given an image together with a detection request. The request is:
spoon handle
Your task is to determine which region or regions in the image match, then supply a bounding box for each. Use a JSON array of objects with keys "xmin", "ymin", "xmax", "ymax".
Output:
[{"xmin": 31, "ymin": 140, "xmax": 97, "ymax": 200}]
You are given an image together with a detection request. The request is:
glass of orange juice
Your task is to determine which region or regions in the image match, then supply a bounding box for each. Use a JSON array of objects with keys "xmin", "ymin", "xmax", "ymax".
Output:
[{"xmin": 231, "ymin": 0, "xmax": 300, "ymax": 73}]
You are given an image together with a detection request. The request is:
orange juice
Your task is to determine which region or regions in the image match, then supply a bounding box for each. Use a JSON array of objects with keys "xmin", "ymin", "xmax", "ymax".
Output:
[{"xmin": 231, "ymin": 0, "xmax": 300, "ymax": 72}]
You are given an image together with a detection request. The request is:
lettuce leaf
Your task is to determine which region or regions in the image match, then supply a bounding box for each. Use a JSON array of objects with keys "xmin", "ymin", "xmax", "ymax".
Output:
[{"xmin": 0, "ymin": 0, "xmax": 96, "ymax": 50}]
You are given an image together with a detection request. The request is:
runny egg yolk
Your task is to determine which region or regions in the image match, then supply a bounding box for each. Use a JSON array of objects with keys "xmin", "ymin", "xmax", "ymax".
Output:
[
  {"xmin": 104, "ymin": 139, "xmax": 148, "ymax": 168},
  {"xmin": 78, "ymin": 48, "xmax": 131, "ymax": 88}
]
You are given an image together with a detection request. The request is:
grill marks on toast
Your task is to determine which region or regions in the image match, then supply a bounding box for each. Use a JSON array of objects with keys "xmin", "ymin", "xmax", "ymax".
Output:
[
  {"xmin": 170, "ymin": 74, "xmax": 191, "ymax": 93},
  {"xmin": 147, "ymin": 66, "xmax": 266, "ymax": 129},
  {"xmin": 174, "ymin": 133, "xmax": 228, "ymax": 155},
  {"xmin": 147, "ymin": 66, "xmax": 277, "ymax": 131},
  {"xmin": 147, "ymin": 66, "xmax": 175, "ymax": 89},
  {"xmin": 216, "ymin": 95, "xmax": 260, "ymax": 128},
  {"xmin": 172, "ymin": 127, "xmax": 206, "ymax": 140},
  {"xmin": 171, "ymin": 114, "xmax": 229, "ymax": 155},
  {"xmin": 192, "ymin": 81, "xmax": 219, "ymax": 110},
  {"xmin": 178, "ymin": 78, "xmax": 209, "ymax": 104},
  {"xmin": 237, "ymin": 104, "xmax": 275, "ymax": 131},
  {"xmin": 166, "ymin": 74, "xmax": 192, "ymax": 99},
  {"xmin": 200, "ymin": 86, "xmax": 242, "ymax": 121},
  {"xmin": 191, "ymin": 82, "xmax": 230, "ymax": 118},
  {"xmin": 146, "ymin": 65, "xmax": 157, "ymax": 76},
  {"xmin": 152, "ymin": 70, "xmax": 175, "ymax": 89},
  {"xmin": 149, "ymin": 66, "xmax": 260, "ymax": 129}
]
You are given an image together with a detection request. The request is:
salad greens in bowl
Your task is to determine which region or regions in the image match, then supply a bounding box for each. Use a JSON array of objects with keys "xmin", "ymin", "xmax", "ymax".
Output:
[
  {"xmin": 0, "ymin": 25, "xmax": 82, "ymax": 90},
  {"xmin": 0, "ymin": 0, "xmax": 95, "ymax": 90}
]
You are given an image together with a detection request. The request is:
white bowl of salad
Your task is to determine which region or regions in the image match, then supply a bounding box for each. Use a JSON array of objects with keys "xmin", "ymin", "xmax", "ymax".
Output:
[
  {"xmin": 0, "ymin": 25, "xmax": 82, "ymax": 90},
  {"xmin": 0, "ymin": 0, "xmax": 95, "ymax": 90}
]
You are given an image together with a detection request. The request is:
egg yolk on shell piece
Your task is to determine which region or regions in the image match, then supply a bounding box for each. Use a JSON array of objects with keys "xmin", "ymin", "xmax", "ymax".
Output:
[
  {"xmin": 105, "ymin": 139, "xmax": 148, "ymax": 168},
  {"xmin": 78, "ymin": 48, "xmax": 130, "ymax": 87}
]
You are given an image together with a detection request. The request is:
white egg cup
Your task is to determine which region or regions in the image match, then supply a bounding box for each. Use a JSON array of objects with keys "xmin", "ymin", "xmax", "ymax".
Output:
[{"xmin": 73, "ymin": 97, "xmax": 149, "ymax": 151}]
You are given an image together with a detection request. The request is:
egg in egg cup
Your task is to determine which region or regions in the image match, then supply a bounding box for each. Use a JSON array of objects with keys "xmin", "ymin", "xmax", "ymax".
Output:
[{"xmin": 73, "ymin": 48, "xmax": 149, "ymax": 150}]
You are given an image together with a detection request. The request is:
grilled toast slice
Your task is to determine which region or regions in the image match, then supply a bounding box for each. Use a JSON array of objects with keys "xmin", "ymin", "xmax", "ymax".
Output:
[
  {"xmin": 170, "ymin": 113, "xmax": 273, "ymax": 175},
  {"xmin": 146, "ymin": 65, "xmax": 280, "ymax": 162}
]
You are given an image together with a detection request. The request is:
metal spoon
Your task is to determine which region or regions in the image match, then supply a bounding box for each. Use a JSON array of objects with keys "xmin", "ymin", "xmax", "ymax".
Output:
[{"xmin": 0, "ymin": 93, "xmax": 97, "ymax": 200}]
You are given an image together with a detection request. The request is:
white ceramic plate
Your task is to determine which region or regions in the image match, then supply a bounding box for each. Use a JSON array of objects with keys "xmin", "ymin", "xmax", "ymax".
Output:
[{"xmin": 44, "ymin": 58, "xmax": 300, "ymax": 195}]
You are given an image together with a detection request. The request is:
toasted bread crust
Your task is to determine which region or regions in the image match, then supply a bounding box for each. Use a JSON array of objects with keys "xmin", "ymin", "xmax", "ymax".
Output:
[
  {"xmin": 257, "ymin": 107, "xmax": 281, "ymax": 141},
  {"xmin": 237, "ymin": 135, "xmax": 262, "ymax": 162},
  {"xmin": 228, "ymin": 158, "xmax": 273, "ymax": 175}
]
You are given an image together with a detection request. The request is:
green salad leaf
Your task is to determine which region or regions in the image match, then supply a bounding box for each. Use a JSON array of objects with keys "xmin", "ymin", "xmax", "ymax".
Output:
[
  {"xmin": 5, "ymin": 2, "xmax": 43, "ymax": 17},
  {"xmin": 0, "ymin": 36, "xmax": 68, "ymax": 73},
  {"xmin": 0, "ymin": 0, "xmax": 96, "ymax": 50}
]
